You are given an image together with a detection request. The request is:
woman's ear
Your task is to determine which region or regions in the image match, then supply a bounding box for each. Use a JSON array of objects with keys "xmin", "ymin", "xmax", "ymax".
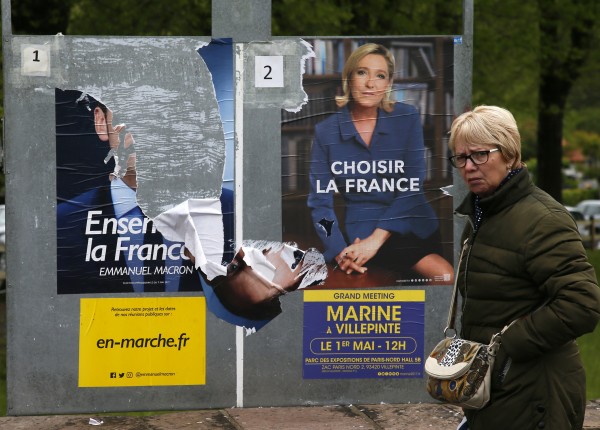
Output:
[{"xmin": 94, "ymin": 107, "xmax": 109, "ymax": 141}]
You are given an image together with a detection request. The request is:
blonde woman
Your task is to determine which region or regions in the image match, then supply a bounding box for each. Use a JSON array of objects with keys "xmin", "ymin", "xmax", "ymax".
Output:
[
  {"xmin": 448, "ymin": 105, "xmax": 600, "ymax": 429},
  {"xmin": 308, "ymin": 43, "xmax": 452, "ymax": 282}
]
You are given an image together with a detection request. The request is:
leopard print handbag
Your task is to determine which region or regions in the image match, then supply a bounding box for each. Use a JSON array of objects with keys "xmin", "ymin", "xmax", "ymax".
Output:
[{"xmin": 424, "ymin": 333, "xmax": 501, "ymax": 409}]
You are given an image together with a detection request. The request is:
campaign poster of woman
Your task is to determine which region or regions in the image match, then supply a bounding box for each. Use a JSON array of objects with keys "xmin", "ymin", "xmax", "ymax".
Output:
[{"xmin": 282, "ymin": 37, "xmax": 456, "ymax": 288}]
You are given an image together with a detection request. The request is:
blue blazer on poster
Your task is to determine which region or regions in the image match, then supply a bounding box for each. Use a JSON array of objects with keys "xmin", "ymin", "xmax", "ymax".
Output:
[{"xmin": 307, "ymin": 103, "xmax": 439, "ymax": 263}]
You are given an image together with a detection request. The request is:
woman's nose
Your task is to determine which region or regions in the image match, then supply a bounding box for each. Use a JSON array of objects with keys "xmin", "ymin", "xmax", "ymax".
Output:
[{"xmin": 464, "ymin": 158, "xmax": 478, "ymax": 170}]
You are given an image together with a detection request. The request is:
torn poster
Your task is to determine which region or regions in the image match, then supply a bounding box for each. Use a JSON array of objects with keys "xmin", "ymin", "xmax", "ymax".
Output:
[{"xmin": 282, "ymin": 37, "xmax": 457, "ymax": 287}]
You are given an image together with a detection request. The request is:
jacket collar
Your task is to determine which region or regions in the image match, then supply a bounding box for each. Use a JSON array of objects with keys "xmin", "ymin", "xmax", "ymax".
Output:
[
  {"xmin": 338, "ymin": 105, "xmax": 392, "ymax": 143},
  {"xmin": 456, "ymin": 166, "xmax": 533, "ymax": 218}
]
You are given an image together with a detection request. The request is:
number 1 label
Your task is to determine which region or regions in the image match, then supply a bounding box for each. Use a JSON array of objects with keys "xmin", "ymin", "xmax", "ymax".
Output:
[
  {"xmin": 21, "ymin": 44, "xmax": 51, "ymax": 77},
  {"xmin": 255, "ymin": 56, "xmax": 284, "ymax": 88}
]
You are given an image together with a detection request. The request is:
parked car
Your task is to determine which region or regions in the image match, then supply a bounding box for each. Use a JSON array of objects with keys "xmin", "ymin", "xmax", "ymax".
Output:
[
  {"xmin": 565, "ymin": 205, "xmax": 585, "ymax": 221},
  {"xmin": 575, "ymin": 200, "xmax": 600, "ymax": 220},
  {"xmin": 570, "ymin": 201, "xmax": 600, "ymax": 249},
  {"xmin": 565, "ymin": 205, "xmax": 589, "ymax": 238}
]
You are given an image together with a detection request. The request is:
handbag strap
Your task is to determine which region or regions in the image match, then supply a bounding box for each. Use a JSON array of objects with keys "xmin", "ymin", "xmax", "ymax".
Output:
[
  {"xmin": 444, "ymin": 237, "xmax": 549, "ymax": 347},
  {"xmin": 444, "ymin": 238, "xmax": 468, "ymax": 336}
]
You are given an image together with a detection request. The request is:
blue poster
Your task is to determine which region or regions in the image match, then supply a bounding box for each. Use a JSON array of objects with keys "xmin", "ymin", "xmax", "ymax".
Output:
[
  {"xmin": 303, "ymin": 290, "xmax": 425, "ymax": 379},
  {"xmin": 282, "ymin": 37, "xmax": 456, "ymax": 288},
  {"xmin": 55, "ymin": 39, "xmax": 234, "ymax": 295}
]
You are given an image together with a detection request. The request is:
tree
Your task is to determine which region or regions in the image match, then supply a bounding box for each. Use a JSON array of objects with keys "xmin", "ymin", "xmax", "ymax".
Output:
[
  {"xmin": 10, "ymin": 0, "xmax": 73, "ymax": 35},
  {"xmin": 570, "ymin": 130, "xmax": 600, "ymax": 170},
  {"xmin": 536, "ymin": 0, "xmax": 599, "ymax": 201},
  {"xmin": 67, "ymin": 0, "xmax": 211, "ymax": 36},
  {"xmin": 2, "ymin": 0, "xmax": 599, "ymax": 202},
  {"xmin": 471, "ymin": 0, "xmax": 540, "ymax": 161},
  {"xmin": 272, "ymin": 0, "xmax": 462, "ymax": 36},
  {"xmin": 565, "ymin": 29, "xmax": 600, "ymax": 138}
]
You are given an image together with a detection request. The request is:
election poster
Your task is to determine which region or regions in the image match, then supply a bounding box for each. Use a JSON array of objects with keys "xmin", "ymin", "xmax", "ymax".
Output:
[
  {"xmin": 55, "ymin": 39, "xmax": 234, "ymax": 295},
  {"xmin": 282, "ymin": 37, "xmax": 456, "ymax": 288},
  {"xmin": 303, "ymin": 290, "xmax": 424, "ymax": 379},
  {"xmin": 79, "ymin": 297, "xmax": 206, "ymax": 387}
]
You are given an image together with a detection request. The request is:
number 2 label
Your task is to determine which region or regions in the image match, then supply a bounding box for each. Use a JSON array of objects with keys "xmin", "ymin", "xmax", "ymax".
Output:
[
  {"xmin": 255, "ymin": 56, "xmax": 284, "ymax": 88},
  {"xmin": 21, "ymin": 44, "xmax": 51, "ymax": 77}
]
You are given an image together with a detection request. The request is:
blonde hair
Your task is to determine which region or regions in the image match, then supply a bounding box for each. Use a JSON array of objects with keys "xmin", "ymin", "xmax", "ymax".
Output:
[
  {"xmin": 335, "ymin": 43, "xmax": 396, "ymax": 113},
  {"xmin": 449, "ymin": 105, "xmax": 522, "ymax": 169}
]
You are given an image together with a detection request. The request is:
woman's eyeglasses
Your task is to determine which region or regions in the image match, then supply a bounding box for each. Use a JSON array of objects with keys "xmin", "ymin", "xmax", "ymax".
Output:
[{"xmin": 449, "ymin": 148, "xmax": 500, "ymax": 168}]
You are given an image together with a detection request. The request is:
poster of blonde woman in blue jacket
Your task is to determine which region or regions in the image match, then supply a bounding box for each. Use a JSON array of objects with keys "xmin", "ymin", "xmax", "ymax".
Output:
[{"xmin": 282, "ymin": 38, "xmax": 455, "ymax": 287}]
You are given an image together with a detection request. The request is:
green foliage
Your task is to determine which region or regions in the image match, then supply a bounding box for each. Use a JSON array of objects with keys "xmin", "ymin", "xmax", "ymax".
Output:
[
  {"xmin": 582, "ymin": 166, "xmax": 600, "ymax": 181},
  {"xmin": 563, "ymin": 176, "xmax": 579, "ymax": 190},
  {"xmin": 272, "ymin": 0, "xmax": 353, "ymax": 36},
  {"xmin": 272, "ymin": 0, "xmax": 462, "ymax": 36},
  {"xmin": 67, "ymin": 0, "xmax": 211, "ymax": 36},
  {"xmin": 0, "ymin": 294, "xmax": 5, "ymax": 415},
  {"xmin": 2, "ymin": 0, "xmax": 599, "ymax": 192},
  {"xmin": 569, "ymin": 130, "xmax": 600, "ymax": 160},
  {"xmin": 519, "ymin": 116, "xmax": 539, "ymax": 163},
  {"xmin": 566, "ymin": 26, "xmax": 600, "ymax": 137},
  {"xmin": 563, "ymin": 188, "xmax": 598, "ymax": 206},
  {"xmin": 11, "ymin": 0, "xmax": 74, "ymax": 35},
  {"xmin": 566, "ymin": 107, "xmax": 600, "ymax": 136},
  {"xmin": 472, "ymin": 1, "xmax": 539, "ymax": 122},
  {"xmin": 524, "ymin": 158, "xmax": 537, "ymax": 182},
  {"xmin": 580, "ymin": 325, "xmax": 600, "ymax": 401},
  {"xmin": 582, "ymin": 250, "xmax": 600, "ymax": 401},
  {"xmin": 535, "ymin": 0, "xmax": 600, "ymax": 199}
]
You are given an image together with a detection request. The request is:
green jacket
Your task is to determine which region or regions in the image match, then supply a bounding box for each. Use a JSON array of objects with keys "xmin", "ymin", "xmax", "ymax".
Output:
[{"xmin": 455, "ymin": 167, "xmax": 600, "ymax": 430}]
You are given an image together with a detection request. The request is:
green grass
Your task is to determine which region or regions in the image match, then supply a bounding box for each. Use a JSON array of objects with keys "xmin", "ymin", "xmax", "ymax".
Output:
[
  {"xmin": 581, "ymin": 250, "xmax": 600, "ymax": 400},
  {"xmin": 579, "ymin": 326, "xmax": 600, "ymax": 400},
  {"xmin": 1, "ymin": 292, "xmax": 6, "ymax": 416},
  {"xmin": 1, "ymin": 252, "xmax": 600, "ymax": 415}
]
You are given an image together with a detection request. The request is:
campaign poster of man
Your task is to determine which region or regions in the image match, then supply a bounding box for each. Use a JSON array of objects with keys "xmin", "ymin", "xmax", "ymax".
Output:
[
  {"xmin": 54, "ymin": 86, "xmax": 232, "ymax": 295},
  {"xmin": 282, "ymin": 37, "xmax": 456, "ymax": 288},
  {"xmin": 54, "ymin": 38, "xmax": 234, "ymax": 296}
]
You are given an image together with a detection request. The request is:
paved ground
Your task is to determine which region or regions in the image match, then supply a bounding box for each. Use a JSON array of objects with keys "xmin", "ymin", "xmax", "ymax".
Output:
[{"xmin": 1, "ymin": 400, "xmax": 600, "ymax": 429}]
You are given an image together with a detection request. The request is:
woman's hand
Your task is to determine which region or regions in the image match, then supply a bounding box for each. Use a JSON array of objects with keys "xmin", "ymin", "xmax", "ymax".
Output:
[{"xmin": 335, "ymin": 228, "xmax": 391, "ymax": 274}]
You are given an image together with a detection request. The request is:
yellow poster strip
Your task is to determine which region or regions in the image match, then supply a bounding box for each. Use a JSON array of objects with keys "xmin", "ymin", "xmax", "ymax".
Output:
[
  {"xmin": 79, "ymin": 297, "xmax": 206, "ymax": 387},
  {"xmin": 304, "ymin": 290, "xmax": 425, "ymax": 302}
]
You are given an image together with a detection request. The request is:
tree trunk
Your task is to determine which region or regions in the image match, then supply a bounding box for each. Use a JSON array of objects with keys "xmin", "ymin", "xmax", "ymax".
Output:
[
  {"xmin": 536, "ymin": 83, "xmax": 567, "ymax": 201},
  {"xmin": 536, "ymin": 0, "xmax": 598, "ymax": 202}
]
